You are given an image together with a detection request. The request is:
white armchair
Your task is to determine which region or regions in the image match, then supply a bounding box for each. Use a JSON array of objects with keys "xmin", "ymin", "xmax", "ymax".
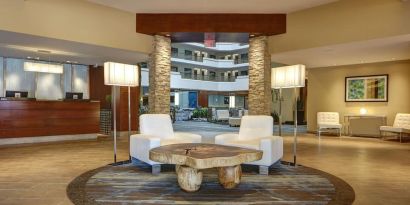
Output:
[
  {"xmin": 215, "ymin": 115, "xmax": 283, "ymax": 175},
  {"xmin": 130, "ymin": 114, "xmax": 202, "ymax": 173},
  {"xmin": 380, "ymin": 113, "xmax": 410, "ymax": 143},
  {"xmin": 216, "ymin": 110, "xmax": 229, "ymax": 121},
  {"xmin": 317, "ymin": 112, "xmax": 342, "ymax": 137}
]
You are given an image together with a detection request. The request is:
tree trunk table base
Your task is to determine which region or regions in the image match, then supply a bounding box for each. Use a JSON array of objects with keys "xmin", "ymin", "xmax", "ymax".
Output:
[
  {"xmin": 150, "ymin": 143, "xmax": 262, "ymax": 192},
  {"xmin": 218, "ymin": 165, "xmax": 242, "ymax": 189},
  {"xmin": 176, "ymin": 165, "xmax": 203, "ymax": 192}
]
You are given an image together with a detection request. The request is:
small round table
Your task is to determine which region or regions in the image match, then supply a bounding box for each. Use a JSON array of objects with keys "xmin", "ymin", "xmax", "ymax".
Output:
[{"xmin": 149, "ymin": 143, "xmax": 262, "ymax": 192}]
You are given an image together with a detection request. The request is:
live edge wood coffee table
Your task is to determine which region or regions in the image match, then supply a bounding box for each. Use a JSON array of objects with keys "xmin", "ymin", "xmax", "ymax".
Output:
[{"xmin": 149, "ymin": 143, "xmax": 262, "ymax": 192}]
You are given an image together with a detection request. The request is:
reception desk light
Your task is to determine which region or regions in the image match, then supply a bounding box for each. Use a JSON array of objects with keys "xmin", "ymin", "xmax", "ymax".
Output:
[
  {"xmin": 24, "ymin": 61, "xmax": 64, "ymax": 74},
  {"xmin": 104, "ymin": 62, "xmax": 139, "ymax": 87}
]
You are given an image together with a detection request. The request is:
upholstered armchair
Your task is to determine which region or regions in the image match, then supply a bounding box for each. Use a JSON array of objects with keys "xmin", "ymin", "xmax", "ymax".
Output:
[
  {"xmin": 215, "ymin": 115, "xmax": 283, "ymax": 175},
  {"xmin": 380, "ymin": 113, "xmax": 410, "ymax": 143},
  {"xmin": 317, "ymin": 112, "xmax": 343, "ymax": 137},
  {"xmin": 130, "ymin": 114, "xmax": 202, "ymax": 173}
]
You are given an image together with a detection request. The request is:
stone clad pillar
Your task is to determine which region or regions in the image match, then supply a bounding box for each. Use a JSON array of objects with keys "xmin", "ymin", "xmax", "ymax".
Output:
[
  {"xmin": 148, "ymin": 35, "xmax": 171, "ymax": 114},
  {"xmin": 248, "ymin": 36, "xmax": 272, "ymax": 116}
]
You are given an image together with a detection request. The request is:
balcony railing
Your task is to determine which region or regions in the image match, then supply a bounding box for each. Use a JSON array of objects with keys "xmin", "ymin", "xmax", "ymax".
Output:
[
  {"xmin": 234, "ymin": 59, "xmax": 249, "ymax": 64},
  {"xmin": 182, "ymin": 73, "xmax": 238, "ymax": 82},
  {"xmin": 172, "ymin": 53, "xmax": 249, "ymax": 65},
  {"xmin": 172, "ymin": 53, "xmax": 203, "ymax": 62}
]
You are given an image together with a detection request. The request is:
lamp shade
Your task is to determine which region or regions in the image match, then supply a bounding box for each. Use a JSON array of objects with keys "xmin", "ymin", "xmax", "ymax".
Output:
[
  {"xmin": 271, "ymin": 64, "xmax": 306, "ymax": 88},
  {"xmin": 104, "ymin": 62, "xmax": 139, "ymax": 86},
  {"xmin": 24, "ymin": 61, "xmax": 63, "ymax": 74}
]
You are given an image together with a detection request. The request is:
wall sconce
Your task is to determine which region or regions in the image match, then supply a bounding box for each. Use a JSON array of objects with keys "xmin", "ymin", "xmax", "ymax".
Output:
[{"xmin": 360, "ymin": 108, "xmax": 368, "ymax": 115}]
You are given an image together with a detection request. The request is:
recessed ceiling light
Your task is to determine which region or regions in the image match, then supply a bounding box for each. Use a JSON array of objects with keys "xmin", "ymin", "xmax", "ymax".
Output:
[
  {"xmin": 250, "ymin": 34, "xmax": 255, "ymax": 37},
  {"xmin": 27, "ymin": 56, "xmax": 32, "ymax": 59},
  {"xmin": 165, "ymin": 34, "xmax": 170, "ymax": 37},
  {"xmin": 66, "ymin": 60, "xmax": 71, "ymax": 63},
  {"xmin": 35, "ymin": 57, "xmax": 40, "ymax": 60}
]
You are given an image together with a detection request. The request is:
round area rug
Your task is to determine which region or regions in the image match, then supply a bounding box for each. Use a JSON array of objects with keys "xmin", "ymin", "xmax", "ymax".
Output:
[{"xmin": 67, "ymin": 160, "xmax": 354, "ymax": 205}]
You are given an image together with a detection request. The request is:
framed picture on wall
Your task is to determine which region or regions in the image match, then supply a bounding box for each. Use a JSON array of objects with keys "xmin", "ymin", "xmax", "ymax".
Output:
[{"xmin": 345, "ymin": 74, "xmax": 388, "ymax": 102}]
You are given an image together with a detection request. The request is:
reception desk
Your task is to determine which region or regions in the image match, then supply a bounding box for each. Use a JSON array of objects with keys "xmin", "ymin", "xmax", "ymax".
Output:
[{"xmin": 0, "ymin": 99, "xmax": 100, "ymax": 140}]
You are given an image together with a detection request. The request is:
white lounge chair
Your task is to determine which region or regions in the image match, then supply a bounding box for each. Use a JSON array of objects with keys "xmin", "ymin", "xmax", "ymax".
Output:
[
  {"xmin": 130, "ymin": 114, "xmax": 202, "ymax": 173},
  {"xmin": 215, "ymin": 115, "xmax": 283, "ymax": 175},
  {"xmin": 216, "ymin": 110, "xmax": 229, "ymax": 121},
  {"xmin": 317, "ymin": 112, "xmax": 342, "ymax": 137},
  {"xmin": 380, "ymin": 113, "xmax": 410, "ymax": 143}
]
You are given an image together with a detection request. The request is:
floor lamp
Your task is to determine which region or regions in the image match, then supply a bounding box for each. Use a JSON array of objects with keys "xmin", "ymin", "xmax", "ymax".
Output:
[
  {"xmin": 271, "ymin": 64, "xmax": 306, "ymax": 166},
  {"xmin": 104, "ymin": 62, "xmax": 139, "ymax": 163}
]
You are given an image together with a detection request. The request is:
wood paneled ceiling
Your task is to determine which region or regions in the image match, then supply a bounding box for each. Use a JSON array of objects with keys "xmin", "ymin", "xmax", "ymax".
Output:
[{"xmin": 136, "ymin": 14, "xmax": 286, "ymax": 42}]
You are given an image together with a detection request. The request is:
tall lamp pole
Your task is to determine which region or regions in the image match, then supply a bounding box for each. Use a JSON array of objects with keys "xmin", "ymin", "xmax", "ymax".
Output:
[
  {"xmin": 271, "ymin": 64, "xmax": 306, "ymax": 166},
  {"xmin": 104, "ymin": 62, "xmax": 139, "ymax": 164}
]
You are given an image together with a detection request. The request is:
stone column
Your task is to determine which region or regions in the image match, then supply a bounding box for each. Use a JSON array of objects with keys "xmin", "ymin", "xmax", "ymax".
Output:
[
  {"xmin": 248, "ymin": 36, "xmax": 272, "ymax": 116},
  {"xmin": 148, "ymin": 35, "xmax": 171, "ymax": 114}
]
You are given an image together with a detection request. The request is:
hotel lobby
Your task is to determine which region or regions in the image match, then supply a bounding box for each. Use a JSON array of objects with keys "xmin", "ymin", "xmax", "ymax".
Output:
[{"xmin": 0, "ymin": 0, "xmax": 409, "ymax": 204}]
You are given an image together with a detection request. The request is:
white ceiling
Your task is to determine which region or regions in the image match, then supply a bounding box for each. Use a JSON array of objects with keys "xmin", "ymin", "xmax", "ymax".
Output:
[
  {"xmin": 87, "ymin": 0, "xmax": 338, "ymax": 14},
  {"xmin": 0, "ymin": 30, "xmax": 148, "ymax": 66},
  {"xmin": 271, "ymin": 34, "xmax": 410, "ymax": 68}
]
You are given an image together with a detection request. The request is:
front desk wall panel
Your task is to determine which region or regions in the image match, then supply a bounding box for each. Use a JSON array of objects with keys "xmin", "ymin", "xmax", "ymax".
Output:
[{"xmin": 0, "ymin": 100, "xmax": 100, "ymax": 138}]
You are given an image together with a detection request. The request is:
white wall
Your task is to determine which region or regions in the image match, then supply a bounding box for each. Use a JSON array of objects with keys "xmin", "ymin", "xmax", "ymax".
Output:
[
  {"xmin": 5, "ymin": 58, "xmax": 36, "ymax": 97},
  {"xmin": 36, "ymin": 73, "xmax": 63, "ymax": 100},
  {"xmin": 72, "ymin": 65, "xmax": 89, "ymax": 99},
  {"xmin": 1, "ymin": 57, "xmax": 89, "ymax": 100}
]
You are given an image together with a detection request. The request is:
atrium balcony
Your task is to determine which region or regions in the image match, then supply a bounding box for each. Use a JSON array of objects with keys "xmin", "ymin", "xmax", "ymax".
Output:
[
  {"xmin": 182, "ymin": 42, "xmax": 249, "ymax": 51},
  {"xmin": 171, "ymin": 54, "xmax": 249, "ymax": 69},
  {"xmin": 141, "ymin": 68, "xmax": 248, "ymax": 92}
]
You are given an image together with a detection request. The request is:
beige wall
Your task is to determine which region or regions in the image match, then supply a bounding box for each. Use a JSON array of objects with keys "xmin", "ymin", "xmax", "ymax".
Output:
[
  {"xmin": 0, "ymin": 0, "xmax": 153, "ymax": 54},
  {"xmin": 269, "ymin": 0, "xmax": 410, "ymax": 53},
  {"xmin": 307, "ymin": 60, "xmax": 410, "ymax": 132}
]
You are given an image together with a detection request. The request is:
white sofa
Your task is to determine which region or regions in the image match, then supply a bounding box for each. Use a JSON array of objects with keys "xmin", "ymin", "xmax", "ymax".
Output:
[
  {"xmin": 215, "ymin": 115, "xmax": 283, "ymax": 175},
  {"xmin": 317, "ymin": 112, "xmax": 342, "ymax": 137},
  {"xmin": 216, "ymin": 110, "xmax": 230, "ymax": 121},
  {"xmin": 380, "ymin": 113, "xmax": 410, "ymax": 143},
  {"xmin": 130, "ymin": 114, "xmax": 202, "ymax": 173}
]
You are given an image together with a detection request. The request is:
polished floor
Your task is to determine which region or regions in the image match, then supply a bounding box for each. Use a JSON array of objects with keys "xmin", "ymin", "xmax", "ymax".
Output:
[{"xmin": 0, "ymin": 122, "xmax": 409, "ymax": 205}]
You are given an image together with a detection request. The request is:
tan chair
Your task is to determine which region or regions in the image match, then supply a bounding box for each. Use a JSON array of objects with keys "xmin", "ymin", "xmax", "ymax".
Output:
[
  {"xmin": 317, "ymin": 112, "xmax": 342, "ymax": 137},
  {"xmin": 380, "ymin": 113, "xmax": 410, "ymax": 143}
]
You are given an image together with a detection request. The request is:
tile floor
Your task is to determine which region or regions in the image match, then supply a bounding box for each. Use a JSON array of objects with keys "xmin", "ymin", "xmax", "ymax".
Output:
[{"xmin": 0, "ymin": 121, "xmax": 408, "ymax": 205}]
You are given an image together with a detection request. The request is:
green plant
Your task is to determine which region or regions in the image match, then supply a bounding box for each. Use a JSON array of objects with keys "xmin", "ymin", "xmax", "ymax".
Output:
[
  {"xmin": 192, "ymin": 108, "xmax": 208, "ymax": 118},
  {"xmin": 105, "ymin": 95, "xmax": 112, "ymax": 108},
  {"xmin": 271, "ymin": 111, "xmax": 279, "ymax": 124}
]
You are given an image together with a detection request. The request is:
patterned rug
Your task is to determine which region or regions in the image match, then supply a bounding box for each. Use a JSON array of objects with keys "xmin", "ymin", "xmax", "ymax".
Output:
[{"xmin": 67, "ymin": 160, "xmax": 354, "ymax": 205}]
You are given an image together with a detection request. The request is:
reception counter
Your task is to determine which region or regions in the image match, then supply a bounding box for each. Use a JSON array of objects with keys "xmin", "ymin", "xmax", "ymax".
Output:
[{"xmin": 0, "ymin": 99, "xmax": 100, "ymax": 142}]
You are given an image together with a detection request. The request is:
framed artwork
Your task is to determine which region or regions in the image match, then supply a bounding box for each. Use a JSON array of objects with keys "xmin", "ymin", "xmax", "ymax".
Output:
[{"xmin": 345, "ymin": 74, "xmax": 388, "ymax": 102}]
